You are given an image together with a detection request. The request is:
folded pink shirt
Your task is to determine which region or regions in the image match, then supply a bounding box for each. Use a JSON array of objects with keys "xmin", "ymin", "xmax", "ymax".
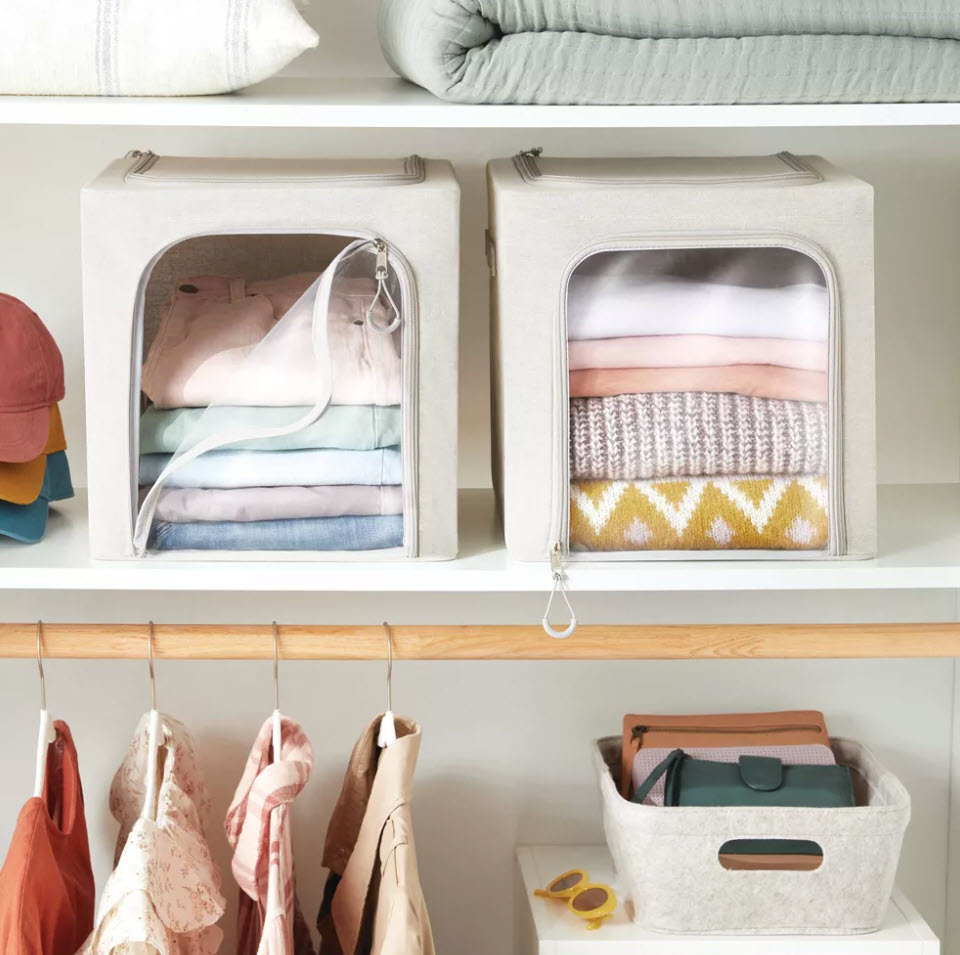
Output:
[
  {"xmin": 142, "ymin": 274, "xmax": 401, "ymax": 409},
  {"xmin": 569, "ymin": 365, "xmax": 828, "ymax": 403},
  {"xmin": 568, "ymin": 335, "xmax": 828, "ymax": 372}
]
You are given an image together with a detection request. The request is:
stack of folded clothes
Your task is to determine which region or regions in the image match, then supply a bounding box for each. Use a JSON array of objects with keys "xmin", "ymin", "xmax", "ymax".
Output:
[
  {"xmin": 138, "ymin": 273, "xmax": 404, "ymax": 552},
  {"xmin": 567, "ymin": 249, "xmax": 830, "ymax": 552},
  {"xmin": 0, "ymin": 294, "xmax": 74, "ymax": 544}
]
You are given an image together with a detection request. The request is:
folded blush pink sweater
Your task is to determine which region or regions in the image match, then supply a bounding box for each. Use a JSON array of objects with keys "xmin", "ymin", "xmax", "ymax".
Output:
[
  {"xmin": 142, "ymin": 274, "xmax": 401, "ymax": 409},
  {"xmin": 568, "ymin": 335, "xmax": 828, "ymax": 372},
  {"xmin": 569, "ymin": 365, "xmax": 828, "ymax": 403}
]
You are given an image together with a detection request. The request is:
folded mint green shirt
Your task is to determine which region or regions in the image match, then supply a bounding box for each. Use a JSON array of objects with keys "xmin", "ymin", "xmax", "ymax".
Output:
[{"xmin": 140, "ymin": 405, "xmax": 401, "ymax": 454}]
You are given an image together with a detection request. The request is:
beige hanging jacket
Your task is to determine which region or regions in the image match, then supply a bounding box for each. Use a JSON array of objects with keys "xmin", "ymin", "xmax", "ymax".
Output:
[{"xmin": 318, "ymin": 715, "xmax": 435, "ymax": 955}]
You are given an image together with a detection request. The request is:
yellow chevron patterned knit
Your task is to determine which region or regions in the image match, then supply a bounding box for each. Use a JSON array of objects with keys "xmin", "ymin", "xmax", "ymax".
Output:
[{"xmin": 570, "ymin": 476, "xmax": 829, "ymax": 552}]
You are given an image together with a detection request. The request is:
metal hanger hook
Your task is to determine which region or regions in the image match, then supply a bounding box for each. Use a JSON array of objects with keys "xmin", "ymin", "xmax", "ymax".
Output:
[
  {"xmin": 147, "ymin": 621, "xmax": 157, "ymax": 711},
  {"xmin": 36, "ymin": 620, "xmax": 46, "ymax": 711},
  {"xmin": 383, "ymin": 622, "xmax": 393, "ymax": 713},
  {"xmin": 273, "ymin": 621, "xmax": 280, "ymax": 713}
]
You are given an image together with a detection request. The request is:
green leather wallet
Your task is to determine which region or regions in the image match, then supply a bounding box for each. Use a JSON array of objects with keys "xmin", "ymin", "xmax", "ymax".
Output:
[{"xmin": 633, "ymin": 748, "xmax": 856, "ymax": 809}]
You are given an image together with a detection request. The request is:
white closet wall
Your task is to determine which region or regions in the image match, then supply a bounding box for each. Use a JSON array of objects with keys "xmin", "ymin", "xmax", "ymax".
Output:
[{"xmin": 1, "ymin": 3, "xmax": 959, "ymax": 953}]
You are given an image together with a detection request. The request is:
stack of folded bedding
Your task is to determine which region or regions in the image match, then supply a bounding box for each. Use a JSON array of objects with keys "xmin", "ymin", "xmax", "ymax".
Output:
[
  {"xmin": 138, "ymin": 273, "xmax": 404, "ymax": 552},
  {"xmin": 567, "ymin": 250, "xmax": 830, "ymax": 552},
  {"xmin": 379, "ymin": 0, "xmax": 960, "ymax": 105}
]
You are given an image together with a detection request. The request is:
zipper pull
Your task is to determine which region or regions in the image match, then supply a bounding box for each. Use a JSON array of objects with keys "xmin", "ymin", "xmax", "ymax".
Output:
[
  {"xmin": 125, "ymin": 150, "xmax": 157, "ymax": 177},
  {"xmin": 520, "ymin": 147, "xmax": 544, "ymax": 159},
  {"xmin": 365, "ymin": 239, "xmax": 401, "ymax": 334},
  {"xmin": 374, "ymin": 239, "xmax": 389, "ymax": 281},
  {"xmin": 549, "ymin": 540, "xmax": 564, "ymax": 576},
  {"xmin": 542, "ymin": 541, "xmax": 577, "ymax": 639},
  {"xmin": 485, "ymin": 229, "xmax": 497, "ymax": 278}
]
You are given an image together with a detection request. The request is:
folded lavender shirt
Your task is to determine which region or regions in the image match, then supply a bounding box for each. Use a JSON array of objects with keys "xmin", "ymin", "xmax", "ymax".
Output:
[
  {"xmin": 141, "ymin": 485, "xmax": 404, "ymax": 523},
  {"xmin": 568, "ymin": 335, "xmax": 828, "ymax": 372},
  {"xmin": 634, "ymin": 744, "xmax": 837, "ymax": 806},
  {"xmin": 142, "ymin": 273, "xmax": 401, "ymax": 409},
  {"xmin": 569, "ymin": 365, "xmax": 828, "ymax": 403}
]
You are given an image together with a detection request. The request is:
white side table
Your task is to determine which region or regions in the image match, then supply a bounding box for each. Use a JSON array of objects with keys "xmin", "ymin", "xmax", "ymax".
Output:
[{"xmin": 516, "ymin": 846, "xmax": 940, "ymax": 955}]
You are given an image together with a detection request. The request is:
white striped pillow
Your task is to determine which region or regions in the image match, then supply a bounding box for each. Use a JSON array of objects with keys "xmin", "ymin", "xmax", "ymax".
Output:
[{"xmin": 0, "ymin": 0, "xmax": 318, "ymax": 95}]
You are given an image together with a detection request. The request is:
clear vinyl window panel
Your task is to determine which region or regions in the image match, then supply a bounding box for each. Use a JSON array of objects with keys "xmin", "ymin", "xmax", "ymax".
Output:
[
  {"xmin": 566, "ymin": 246, "xmax": 832, "ymax": 554},
  {"xmin": 133, "ymin": 233, "xmax": 406, "ymax": 554}
]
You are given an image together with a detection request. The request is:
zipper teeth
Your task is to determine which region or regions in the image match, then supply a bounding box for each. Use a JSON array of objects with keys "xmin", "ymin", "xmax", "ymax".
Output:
[
  {"xmin": 636, "ymin": 725, "xmax": 823, "ymax": 735},
  {"xmin": 392, "ymin": 249, "xmax": 420, "ymax": 559},
  {"xmin": 131, "ymin": 228, "xmax": 419, "ymax": 558},
  {"xmin": 554, "ymin": 234, "xmax": 843, "ymax": 561},
  {"xmin": 126, "ymin": 153, "xmax": 425, "ymax": 186},
  {"xmin": 514, "ymin": 152, "xmax": 821, "ymax": 188}
]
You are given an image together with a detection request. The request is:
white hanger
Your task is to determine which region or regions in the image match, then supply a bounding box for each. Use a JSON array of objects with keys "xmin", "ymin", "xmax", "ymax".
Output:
[
  {"xmin": 271, "ymin": 622, "xmax": 283, "ymax": 764},
  {"xmin": 377, "ymin": 622, "xmax": 397, "ymax": 749},
  {"xmin": 33, "ymin": 621, "xmax": 56, "ymax": 799},
  {"xmin": 141, "ymin": 622, "xmax": 163, "ymax": 820}
]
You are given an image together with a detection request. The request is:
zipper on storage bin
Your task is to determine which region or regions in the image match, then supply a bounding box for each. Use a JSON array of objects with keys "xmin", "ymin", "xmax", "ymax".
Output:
[
  {"xmin": 124, "ymin": 152, "xmax": 425, "ymax": 185},
  {"xmin": 549, "ymin": 234, "xmax": 845, "ymax": 568},
  {"xmin": 365, "ymin": 240, "xmax": 402, "ymax": 333},
  {"xmin": 513, "ymin": 149, "xmax": 820, "ymax": 187},
  {"xmin": 125, "ymin": 149, "xmax": 159, "ymax": 176},
  {"xmin": 630, "ymin": 723, "xmax": 825, "ymax": 751},
  {"xmin": 130, "ymin": 229, "xmax": 419, "ymax": 559},
  {"xmin": 542, "ymin": 541, "xmax": 577, "ymax": 639},
  {"xmin": 514, "ymin": 147, "xmax": 544, "ymax": 183}
]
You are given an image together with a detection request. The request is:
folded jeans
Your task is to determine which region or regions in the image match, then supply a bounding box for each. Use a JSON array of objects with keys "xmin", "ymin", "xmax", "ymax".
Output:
[{"xmin": 149, "ymin": 514, "xmax": 404, "ymax": 551}]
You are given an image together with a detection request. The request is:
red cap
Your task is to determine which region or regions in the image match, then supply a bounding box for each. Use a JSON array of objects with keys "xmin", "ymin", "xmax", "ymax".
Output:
[{"xmin": 0, "ymin": 294, "xmax": 65, "ymax": 462}]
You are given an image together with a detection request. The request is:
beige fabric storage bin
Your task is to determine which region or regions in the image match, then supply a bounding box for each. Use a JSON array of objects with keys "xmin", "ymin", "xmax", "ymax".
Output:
[
  {"xmin": 487, "ymin": 152, "xmax": 876, "ymax": 566},
  {"xmin": 594, "ymin": 737, "xmax": 910, "ymax": 935},
  {"xmin": 82, "ymin": 152, "xmax": 459, "ymax": 561}
]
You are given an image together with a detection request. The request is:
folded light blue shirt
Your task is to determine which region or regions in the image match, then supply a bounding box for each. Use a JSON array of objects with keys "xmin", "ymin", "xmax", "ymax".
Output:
[
  {"xmin": 149, "ymin": 514, "xmax": 404, "ymax": 551},
  {"xmin": 139, "ymin": 447, "xmax": 403, "ymax": 489},
  {"xmin": 139, "ymin": 405, "xmax": 402, "ymax": 454}
]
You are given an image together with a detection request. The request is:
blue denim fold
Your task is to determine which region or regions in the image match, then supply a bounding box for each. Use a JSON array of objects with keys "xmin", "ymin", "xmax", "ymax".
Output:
[{"xmin": 149, "ymin": 514, "xmax": 404, "ymax": 551}]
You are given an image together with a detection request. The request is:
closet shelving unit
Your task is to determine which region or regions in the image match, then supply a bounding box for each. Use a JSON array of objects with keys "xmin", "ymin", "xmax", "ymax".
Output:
[
  {"xmin": 1, "ymin": 87, "xmax": 960, "ymax": 614},
  {"xmin": 2, "ymin": 484, "xmax": 960, "ymax": 594},
  {"xmin": 4, "ymin": 77, "xmax": 960, "ymax": 128},
  {"xmin": 4, "ymin": 68, "xmax": 960, "ymax": 955}
]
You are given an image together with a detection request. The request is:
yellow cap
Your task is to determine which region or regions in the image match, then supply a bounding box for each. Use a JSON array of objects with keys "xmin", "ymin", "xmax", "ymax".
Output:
[{"xmin": 0, "ymin": 405, "xmax": 66, "ymax": 505}]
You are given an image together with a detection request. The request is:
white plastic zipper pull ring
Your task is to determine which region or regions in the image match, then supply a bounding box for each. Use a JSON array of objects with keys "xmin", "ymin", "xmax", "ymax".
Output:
[
  {"xmin": 543, "ymin": 543, "xmax": 577, "ymax": 639},
  {"xmin": 365, "ymin": 240, "xmax": 402, "ymax": 334}
]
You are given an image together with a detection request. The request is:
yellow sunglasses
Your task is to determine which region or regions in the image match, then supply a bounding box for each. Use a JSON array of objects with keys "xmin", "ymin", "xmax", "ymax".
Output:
[{"xmin": 534, "ymin": 869, "xmax": 617, "ymax": 930}]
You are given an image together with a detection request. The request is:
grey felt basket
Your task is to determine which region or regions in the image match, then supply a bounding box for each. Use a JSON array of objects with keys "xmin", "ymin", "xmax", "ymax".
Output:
[{"xmin": 594, "ymin": 736, "xmax": 910, "ymax": 935}]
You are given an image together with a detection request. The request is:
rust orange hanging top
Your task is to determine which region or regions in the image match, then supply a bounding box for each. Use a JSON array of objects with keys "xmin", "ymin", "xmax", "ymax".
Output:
[{"xmin": 0, "ymin": 720, "xmax": 95, "ymax": 955}]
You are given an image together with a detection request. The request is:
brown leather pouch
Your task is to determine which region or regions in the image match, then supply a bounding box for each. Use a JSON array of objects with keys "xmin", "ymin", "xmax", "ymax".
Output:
[
  {"xmin": 620, "ymin": 711, "xmax": 830, "ymax": 799},
  {"xmin": 719, "ymin": 853, "xmax": 823, "ymax": 872}
]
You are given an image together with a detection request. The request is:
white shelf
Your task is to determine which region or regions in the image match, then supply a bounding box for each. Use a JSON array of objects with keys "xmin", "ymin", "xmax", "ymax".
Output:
[
  {"xmin": 516, "ymin": 846, "xmax": 939, "ymax": 953},
  {"xmin": 2, "ymin": 484, "xmax": 960, "ymax": 593},
  {"xmin": 3, "ymin": 77, "xmax": 960, "ymax": 128}
]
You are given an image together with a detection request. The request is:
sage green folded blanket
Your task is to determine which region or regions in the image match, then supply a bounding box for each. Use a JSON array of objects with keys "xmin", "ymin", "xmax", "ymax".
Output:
[{"xmin": 379, "ymin": 0, "xmax": 960, "ymax": 104}]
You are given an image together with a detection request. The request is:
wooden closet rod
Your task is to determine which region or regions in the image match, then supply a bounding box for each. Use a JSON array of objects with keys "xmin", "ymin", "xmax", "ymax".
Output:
[{"xmin": 0, "ymin": 622, "xmax": 958, "ymax": 660}]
